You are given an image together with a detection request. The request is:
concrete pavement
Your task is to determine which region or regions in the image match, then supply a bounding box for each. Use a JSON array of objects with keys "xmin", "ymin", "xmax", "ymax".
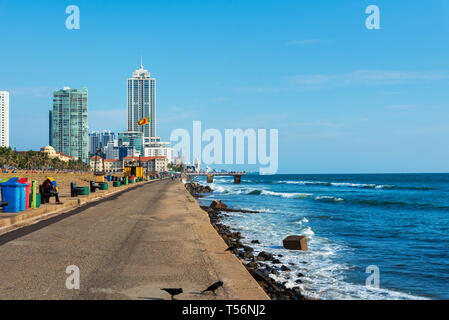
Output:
[{"xmin": 0, "ymin": 179, "xmax": 269, "ymax": 300}]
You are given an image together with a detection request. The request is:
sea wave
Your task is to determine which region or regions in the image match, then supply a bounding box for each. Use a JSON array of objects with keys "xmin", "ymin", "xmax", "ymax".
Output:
[
  {"xmin": 260, "ymin": 190, "xmax": 313, "ymax": 199},
  {"xmin": 276, "ymin": 180, "xmax": 434, "ymax": 191}
]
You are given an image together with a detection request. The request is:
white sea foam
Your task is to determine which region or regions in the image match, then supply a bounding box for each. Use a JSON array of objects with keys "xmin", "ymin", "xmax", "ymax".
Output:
[
  {"xmin": 314, "ymin": 196, "xmax": 344, "ymax": 202},
  {"xmin": 260, "ymin": 190, "xmax": 312, "ymax": 199},
  {"xmin": 276, "ymin": 180, "xmax": 396, "ymax": 190},
  {"xmin": 219, "ymin": 210, "xmax": 428, "ymax": 300}
]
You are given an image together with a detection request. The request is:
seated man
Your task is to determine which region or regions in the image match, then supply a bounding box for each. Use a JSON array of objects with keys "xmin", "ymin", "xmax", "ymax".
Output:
[{"xmin": 42, "ymin": 177, "xmax": 63, "ymax": 204}]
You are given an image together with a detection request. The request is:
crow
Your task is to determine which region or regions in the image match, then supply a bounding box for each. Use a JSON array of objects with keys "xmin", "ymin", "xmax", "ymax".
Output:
[
  {"xmin": 161, "ymin": 288, "xmax": 183, "ymax": 300},
  {"xmin": 202, "ymin": 281, "xmax": 224, "ymax": 295}
]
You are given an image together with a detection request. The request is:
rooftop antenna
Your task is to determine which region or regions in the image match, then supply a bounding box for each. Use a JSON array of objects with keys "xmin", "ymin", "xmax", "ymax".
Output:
[{"xmin": 140, "ymin": 56, "xmax": 143, "ymax": 69}]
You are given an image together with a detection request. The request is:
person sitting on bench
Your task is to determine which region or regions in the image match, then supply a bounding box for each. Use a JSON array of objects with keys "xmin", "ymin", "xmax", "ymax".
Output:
[{"xmin": 42, "ymin": 177, "xmax": 63, "ymax": 204}]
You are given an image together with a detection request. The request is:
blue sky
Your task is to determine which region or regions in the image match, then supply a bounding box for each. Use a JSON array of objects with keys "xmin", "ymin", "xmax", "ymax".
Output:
[{"xmin": 1, "ymin": 0, "xmax": 449, "ymax": 173}]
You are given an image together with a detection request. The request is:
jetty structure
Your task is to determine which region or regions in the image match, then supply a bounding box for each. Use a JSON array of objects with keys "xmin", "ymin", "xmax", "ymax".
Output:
[{"xmin": 185, "ymin": 172, "xmax": 246, "ymax": 184}]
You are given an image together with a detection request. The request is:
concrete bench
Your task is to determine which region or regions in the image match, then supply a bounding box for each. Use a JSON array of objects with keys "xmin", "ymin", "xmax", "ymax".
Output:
[
  {"xmin": 70, "ymin": 182, "xmax": 84, "ymax": 197},
  {"xmin": 90, "ymin": 181, "xmax": 101, "ymax": 193}
]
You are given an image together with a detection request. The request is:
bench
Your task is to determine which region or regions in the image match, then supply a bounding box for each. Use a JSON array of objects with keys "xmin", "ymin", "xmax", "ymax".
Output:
[
  {"xmin": 70, "ymin": 182, "xmax": 84, "ymax": 197},
  {"xmin": 39, "ymin": 184, "xmax": 57, "ymax": 204},
  {"xmin": 90, "ymin": 181, "xmax": 101, "ymax": 193}
]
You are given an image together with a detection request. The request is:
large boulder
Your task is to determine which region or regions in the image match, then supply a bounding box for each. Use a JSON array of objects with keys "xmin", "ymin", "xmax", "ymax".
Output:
[
  {"xmin": 210, "ymin": 200, "xmax": 228, "ymax": 210},
  {"xmin": 255, "ymin": 251, "xmax": 275, "ymax": 261},
  {"xmin": 283, "ymin": 235, "xmax": 308, "ymax": 251}
]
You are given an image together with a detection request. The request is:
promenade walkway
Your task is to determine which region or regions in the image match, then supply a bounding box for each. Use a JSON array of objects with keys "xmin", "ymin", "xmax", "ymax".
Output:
[{"xmin": 0, "ymin": 179, "xmax": 268, "ymax": 300}]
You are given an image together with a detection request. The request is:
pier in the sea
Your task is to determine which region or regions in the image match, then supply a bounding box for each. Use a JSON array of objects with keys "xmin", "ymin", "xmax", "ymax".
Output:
[{"xmin": 185, "ymin": 172, "xmax": 246, "ymax": 184}]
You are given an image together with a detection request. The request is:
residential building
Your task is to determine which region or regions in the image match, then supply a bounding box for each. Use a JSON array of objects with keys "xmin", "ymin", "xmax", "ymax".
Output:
[
  {"xmin": 0, "ymin": 91, "xmax": 9, "ymax": 147},
  {"xmin": 88, "ymin": 131, "xmax": 101, "ymax": 156},
  {"xmin": 51, "ymin": 87, "xmax": 88, "ymax": 163},
  {"xmin": 118, "ymin": 131, "xmax": 143, "ymax": 155},
  {"xmin": 143, "ymin": 136, "xmax": 173, "ymax": 163},
  {"xmin": 101, "ymin": 130, "xmax": 115, "ymax": 149},
  {"xmin": 127, "ymin": 62, "xmax": 156, "ymax": 138},
  {"xmin": 123, "ymin": 156, "xmax": 169, "ymax": 173}
]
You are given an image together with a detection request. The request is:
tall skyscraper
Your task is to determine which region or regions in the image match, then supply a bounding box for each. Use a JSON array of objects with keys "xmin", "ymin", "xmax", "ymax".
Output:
[
  {"xmin": 127, "ymin": 61, "xmax": 156, "ymax": 139},
  {"xmin": 0, "ymin": 91, "xmax": 9, "ymax": 147},
  {"xmin": 49, "ymin": 110, "xmax": 53, "ymax": 146},
  {"xmin": 118, "ymin": 131, "xmax": 143, "ymax": 155},
  {"xmin": 51, "ymin": 87, "xmax": 88, "ymax": 163},
  {"xmin": 88, "ymin": 131, "xmax": 101, "ymax": 156},
  {"xmin": 100, "ymin": 130, "xmax": 115, "ymax": 149}
]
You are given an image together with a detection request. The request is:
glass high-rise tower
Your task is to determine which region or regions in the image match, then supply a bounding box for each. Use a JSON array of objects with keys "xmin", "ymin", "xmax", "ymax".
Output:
[
  {"xmin": 51, "ymin": 87, "xmax": 88, "ymax": 163},
  {"xmin": 127, "ymin": 62, "xmax": 156, "ymax": 139}
]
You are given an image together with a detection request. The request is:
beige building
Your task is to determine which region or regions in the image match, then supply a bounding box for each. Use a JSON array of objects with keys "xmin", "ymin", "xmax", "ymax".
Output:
[
  {"xmin": 123, "ymin": 156, "xmax": 169, "ymax": 173},
  {"xmin": 40, "ymin": 145, "xmax": 78, "ymax": 162}
]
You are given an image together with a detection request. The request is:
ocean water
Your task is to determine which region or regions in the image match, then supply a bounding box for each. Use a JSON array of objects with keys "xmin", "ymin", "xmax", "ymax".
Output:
[{"xmin": 193, "ymin": 173, "xmax": 449, "ymax": 300}]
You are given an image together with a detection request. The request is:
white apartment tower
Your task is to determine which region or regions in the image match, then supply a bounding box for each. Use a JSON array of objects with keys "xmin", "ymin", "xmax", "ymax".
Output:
[
  {"xmin": 0, "ymin": 91, "xmax": 9, "ymax": 147},
  {"xmin": 127, "ymin": 61, "xmax": 156, "ymax": 139}
]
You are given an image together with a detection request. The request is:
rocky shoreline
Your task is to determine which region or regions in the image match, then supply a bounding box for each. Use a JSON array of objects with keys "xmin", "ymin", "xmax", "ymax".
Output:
[{"xmin": 185, "ymin": 182, "xmax": 306, "ymax": 300}]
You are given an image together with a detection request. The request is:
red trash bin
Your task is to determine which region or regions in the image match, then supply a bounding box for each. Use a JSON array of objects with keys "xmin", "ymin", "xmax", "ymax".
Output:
[{"xmin": 18, "ymin": 178, "xmax": 31, "ymax": 210}]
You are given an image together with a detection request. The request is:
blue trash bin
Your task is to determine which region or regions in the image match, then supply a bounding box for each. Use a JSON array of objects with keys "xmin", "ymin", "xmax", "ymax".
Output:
[
  {"xmin": 107, "ymin": 175, "xmax": 112, "ymax": 182},
  {"xmin": 0, "ymin": 178, "xmax": 23, "ymax": 213}
]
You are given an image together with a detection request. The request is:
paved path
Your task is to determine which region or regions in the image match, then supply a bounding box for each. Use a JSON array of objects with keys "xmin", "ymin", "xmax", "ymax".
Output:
[{"xmin": 0, "ymin": 179, "xmax": 269, "ymax": 300}]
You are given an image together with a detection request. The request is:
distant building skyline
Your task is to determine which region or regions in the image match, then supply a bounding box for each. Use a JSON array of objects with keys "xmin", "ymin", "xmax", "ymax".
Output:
[
  {"xmin": 51, "ymin": 87, "xmax": 88, "ymax": 163},
  {"xmin": 0, "ymin": 91, "xmax": 9, "ymax": 147},
  {"xmin": 127, "ymin": 62, "xmax": 156, "ymax": 139}
]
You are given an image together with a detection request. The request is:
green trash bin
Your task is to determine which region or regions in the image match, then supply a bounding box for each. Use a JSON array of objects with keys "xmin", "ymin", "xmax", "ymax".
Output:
[
  {"xmin": 79, "ymin": 187, "xmax": 89, "ymax": 195},
  {"xmin": 36, "ymin": 193, "xmax": 41, "ymax": 208},
  {"xmin": 113, "ymin": 181, "xmax": 121, "ymax": 187},
  {"xmin": 99, "ymin": 182, "xmax": 108, "ymax": 190}
]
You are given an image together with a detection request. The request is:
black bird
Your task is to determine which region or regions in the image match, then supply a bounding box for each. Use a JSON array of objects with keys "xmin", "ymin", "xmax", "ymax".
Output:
[
  {"xmin": 202, "ymin": 281, "xmax": 224, "ymax": 295},
  {"xmin": 225, "ymin": 245, "xmax": 237, "ymax": 252},
  {"xmin": 161, "ymin": 288, "xmax": 183, "ymax": 300}
]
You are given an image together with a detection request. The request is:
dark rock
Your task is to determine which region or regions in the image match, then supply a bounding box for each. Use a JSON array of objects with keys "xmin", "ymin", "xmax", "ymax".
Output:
[
  {"xmin": 281, "ymin": 265, "xmax": 291, "ymax": 272},
  {"xmin": 272, "ymin": 259, "xmax": 281, "ymax": 264},
  {"xmin": 210, "ymin": 200, "xmax": 228, "ymax": 210},
  {"xmin": 185, "ymin": 182, "xmax": 212, "ymax": 196},
  {"xmin": 243, "ymin": 246, "xmax": 254, "ymax": 253},
  {"xmin": 251, "ymin": 240, "xmax": 260, "ymax": 244},
  {"xmin": 256, "ymin": 251, "xmax": 274, "ymax": 261},
  {"xmin": 283, "ymin": 235, "xmax": 308, "ymax": 251},
  {"xmin": 245, "ymin": 262, "xmax": 258, "ymax": 270},
  {"xmin": 297, "ymin": 272, "xmax": 304, "ymax": 278}
]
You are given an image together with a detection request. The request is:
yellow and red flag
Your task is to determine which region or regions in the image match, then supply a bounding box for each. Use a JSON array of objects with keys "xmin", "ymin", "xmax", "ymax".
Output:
[{"xmin": 137, "ymin": 116, "xmax": 150, "ymax": 126}]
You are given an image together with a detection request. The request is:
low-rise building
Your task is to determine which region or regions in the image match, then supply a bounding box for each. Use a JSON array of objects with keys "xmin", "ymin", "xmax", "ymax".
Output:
[
  {"xmin": 123, "ymin": 156, "xmax": 169, "ymax": 173},
  {"xmin": 41, "ymin": 145, "xmax": 79, "ymax": 162}
]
